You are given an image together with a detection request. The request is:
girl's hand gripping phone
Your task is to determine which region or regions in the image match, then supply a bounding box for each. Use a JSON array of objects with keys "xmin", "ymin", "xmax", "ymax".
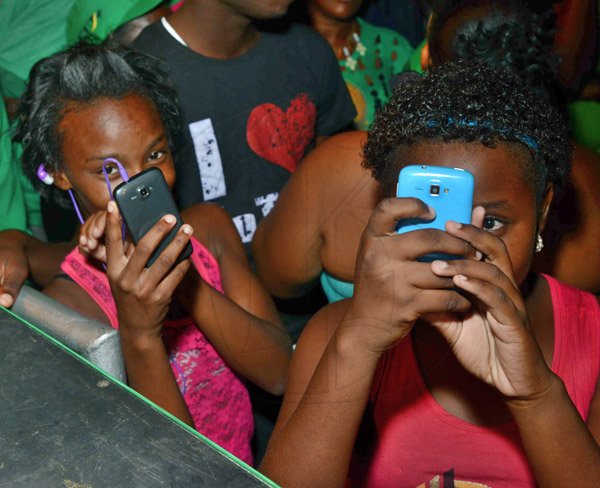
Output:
[
  {"xmin": 429, "ymin": 218, "xmax": 554, "ymax": 401},
  {"xmin": 345, "ymin": 196, "xmax": 479, "ymax": 357},
  {"xmin": 104, "ymin": 201, "xmax": 192, "ymax": 341}
]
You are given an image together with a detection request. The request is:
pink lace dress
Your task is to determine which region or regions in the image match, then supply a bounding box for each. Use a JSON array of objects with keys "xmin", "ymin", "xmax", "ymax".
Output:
[{"xmin": 60, "ymin": 237, "xmax": 254, "ymax": 464}]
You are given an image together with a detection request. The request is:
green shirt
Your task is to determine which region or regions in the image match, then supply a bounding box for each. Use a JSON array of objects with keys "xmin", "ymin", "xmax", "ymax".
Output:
[
  {"xmin": 0, "ymin": 0, "xmax": 163, "ymax": 98},
  {"xmin": 340, "ymin": 18, "xmax": 414, "ymax": 129},
  {"xmin": 0, "ymin": 99, "xmax": 39, "ymax": 231}
]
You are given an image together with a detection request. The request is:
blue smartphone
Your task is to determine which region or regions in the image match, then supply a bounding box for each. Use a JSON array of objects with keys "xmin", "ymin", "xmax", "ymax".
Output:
[{"xmin": 396, "ymin": 165, "xmax": 475, "ymax": 261}]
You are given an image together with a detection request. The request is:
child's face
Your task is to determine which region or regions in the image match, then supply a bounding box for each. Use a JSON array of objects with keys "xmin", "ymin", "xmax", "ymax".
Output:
[
  {"xmin": 54, "ymin": 94, "xmax": 176, "ymax": 216},
  {"xmin": 391, "ymin": 140, "xmax": 551, "ymax": 285}
]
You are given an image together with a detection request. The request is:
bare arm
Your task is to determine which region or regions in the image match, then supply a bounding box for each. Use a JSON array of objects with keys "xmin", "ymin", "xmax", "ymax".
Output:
[
  {"xmin": 506, "ymin": 375, "xmax": 600, "ymax": 487},
  {"xmin": 507, "ymin": 298, "xmax": 600, "ymax": 487},
  {"xmin": 43, "ymin": 211, "xmax": 195, "ymax": 427},
  {"xmin": 252, "ymin": 131, "xmax": 368, "ymax": 298},
  {"xmin": 260, "ymin": 300, "xmax": 379, "ymax": 488},
  {"xmin": 180, "ymin": 204, "xmax": 292, "ymax": 395},
  {"xmin": 0, "ymin": 229, "xmax": 73, "ymax": 307}
]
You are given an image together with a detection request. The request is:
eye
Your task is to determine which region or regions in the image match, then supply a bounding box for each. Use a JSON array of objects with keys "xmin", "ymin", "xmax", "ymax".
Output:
[
  {"xmin": 483, "ymin": 216, "xmax": 505, "ymax": 232},
  {"xmin": 100, "ymin": 164, "xmax": 119, "ymax": 177},
  {"xmin": 148, "ymin": 149, "xmax": 167, "ymax": 162}
]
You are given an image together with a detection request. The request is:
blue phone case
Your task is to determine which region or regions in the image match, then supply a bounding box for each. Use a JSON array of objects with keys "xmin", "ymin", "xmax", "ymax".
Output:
[{"xmin": 396, "ymin": 165, "xmax": 474, "ymax": 261}]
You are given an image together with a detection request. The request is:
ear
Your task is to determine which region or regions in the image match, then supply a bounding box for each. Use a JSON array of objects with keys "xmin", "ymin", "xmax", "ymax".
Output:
[
  {"xmin": 421, "ymin": 42, "xmax": 432, "ymax": 71},
  {"xmin": 51, "ymin": 169, "xmax": 73, "ymax": 191},
  {"xmin": 537, "ymin": 184, "xmax": 554, "ymax": 234}
]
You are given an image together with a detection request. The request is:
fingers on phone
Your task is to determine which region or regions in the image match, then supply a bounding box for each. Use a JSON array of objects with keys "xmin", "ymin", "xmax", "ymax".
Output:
[
  {"xmin": 396, "ymin": 227, "xmax": 476, "ymax": 261},
  {"xmin": 144, "ymin": 222, "xmax": 192, "ymax": 291},
  {"xmin": 105, "ymin": 201, "xmax": 124, "ymax": 264},
  {"xmin": 367, "ymin": 197, "xmax": 434, "ymax": 236},
  {"xmin": 152, "ymin": 223, "xmax": 193, "ymax": 272},
  {"xmin": 470, "ymin": 206, "xmax": 485, "ymax": 228},
  {"xmin": 430, "ymin": 257, "xmax": 522, "ymax": 309},
  {"xmin": 127, "ymin": 214, "xmax": 176, "ymax": 271},
  {"xmin": 130, "ymin": 216, "xmax": 192, "ymax": 274},
  {"xmin": 444, "ymin": 220, "xmax": 513, "ymax": 275}
]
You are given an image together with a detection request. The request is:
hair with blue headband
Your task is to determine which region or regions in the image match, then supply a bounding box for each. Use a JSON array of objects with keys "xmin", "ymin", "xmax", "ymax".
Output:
[{"xmin": 362, "ymin": 60, "xmax": 571, "ymax": 203}]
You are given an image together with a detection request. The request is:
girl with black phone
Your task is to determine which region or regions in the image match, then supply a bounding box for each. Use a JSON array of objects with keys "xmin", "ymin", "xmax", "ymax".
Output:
[{"xmin": 16, "ymin": 42, "xmax": 292, "ymax": 466}]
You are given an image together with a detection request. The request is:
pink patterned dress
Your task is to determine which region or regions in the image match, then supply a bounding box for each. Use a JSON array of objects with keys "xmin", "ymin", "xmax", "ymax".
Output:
[{"xmin": 60, "ymin": 237, "xmax": 254, "ymax": 465}]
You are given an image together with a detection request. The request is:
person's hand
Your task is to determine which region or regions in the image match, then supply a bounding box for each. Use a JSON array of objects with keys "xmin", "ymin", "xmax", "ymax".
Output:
[
  {"xmin": 104, "ymin": 201, "xmax": 192, "ymax": 342},
  {"xmin": 343, "ymin": 197, "xmax": 479, "ymax": 356},
  {"xmin": 0, "ymin": 230, "xmax": 30, "ymax": 307},
  {"xmin": 429, "ymin": 219, "xmax": 554, "ymax": 400},
  {"xmin": 79, "ymin": 210, "xmax": 108, "ymax": 263}
]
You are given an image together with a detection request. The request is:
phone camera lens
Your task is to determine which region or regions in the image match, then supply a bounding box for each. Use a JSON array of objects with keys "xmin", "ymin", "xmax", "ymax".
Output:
[
  {"xmin": 139, "ymin": 187, "xmax": 150, "ymax": 197},
  {"xmin": 430, "ymin": 185, "xmax": 440, "ymax": 195}
]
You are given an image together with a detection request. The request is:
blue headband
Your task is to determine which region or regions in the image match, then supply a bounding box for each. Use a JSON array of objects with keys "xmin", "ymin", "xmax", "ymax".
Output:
[{"xmin": 426, "ymin": 118, "xmax": 540, "ymax": 154}]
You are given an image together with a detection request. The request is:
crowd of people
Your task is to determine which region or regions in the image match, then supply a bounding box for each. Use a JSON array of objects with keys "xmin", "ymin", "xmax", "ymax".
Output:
[{"xmin": 1, "ymin": 0, "xmax": 599, "ymax": 486}]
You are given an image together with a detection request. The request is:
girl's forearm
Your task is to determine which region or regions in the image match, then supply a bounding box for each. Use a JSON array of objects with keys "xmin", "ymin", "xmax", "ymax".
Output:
[
  {"xmin": 508, "ymin": 373, "xmax": 600, "ymax": 487},
  {"xmin": 260, "ymin": 323, "xmax": 381, "ymax": 488},
  {"xmin": 119, "ymin": 328, "xmax": 194, "ymax": 427},
  {"xmin": 181, "ymin": 282, "xmax": 292, "ymax": 395}
]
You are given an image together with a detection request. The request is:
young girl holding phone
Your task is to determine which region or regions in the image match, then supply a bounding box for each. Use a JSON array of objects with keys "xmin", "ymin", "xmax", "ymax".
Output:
[
  {"xmin": 259, "ymin": 61, "xmax": 600, "ymax": 486},
  {"xmin": 16, "ymin": 42, "xmax": 292, "ymax": 466}
]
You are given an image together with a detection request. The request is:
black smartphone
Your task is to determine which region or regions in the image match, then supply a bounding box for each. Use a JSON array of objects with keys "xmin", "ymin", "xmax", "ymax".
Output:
[{"xmin": 113, "ymin": 167, "xmax": 193, "ymax": 267}]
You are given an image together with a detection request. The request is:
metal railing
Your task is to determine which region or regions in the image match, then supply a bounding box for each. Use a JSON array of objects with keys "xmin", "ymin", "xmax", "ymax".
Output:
[{"xmin": 12, "ymin": 285, "xmax": 126, "ymax": 381}]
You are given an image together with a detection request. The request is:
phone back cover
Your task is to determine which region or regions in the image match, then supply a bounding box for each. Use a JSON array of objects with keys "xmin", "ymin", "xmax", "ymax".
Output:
[
  {"xmin": 396, "ymin": 165, "xmax": 474, "ymax": 234},
  {"xmin": 113, "ymin": 168, "xmax": 192, "ymax": 267}
]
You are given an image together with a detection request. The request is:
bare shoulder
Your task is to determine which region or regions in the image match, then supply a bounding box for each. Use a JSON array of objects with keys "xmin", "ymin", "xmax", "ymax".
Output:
[
  {"xmin": 305, "ymin": 130, "xmax": 367, "ymax": 173},
  {"xmin": 181, "ymin": 203, "xmax": 243, "ymax": 261},
  {"xmin": 304, "ymin": 131, "xmax": 377, "ymax": 212}
]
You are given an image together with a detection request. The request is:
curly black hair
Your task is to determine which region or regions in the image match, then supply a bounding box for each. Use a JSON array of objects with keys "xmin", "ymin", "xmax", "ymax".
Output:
[
  {"xmin": 362, "ymin": 60, "xmax": 571, "ymax": 202},
  {"xmin": 428, "ymin": 0, "xmax": 561, "ymax": 105},
  {"xmin": 15, "ymin": 41, "xmax": 182, "ymax": 206}
]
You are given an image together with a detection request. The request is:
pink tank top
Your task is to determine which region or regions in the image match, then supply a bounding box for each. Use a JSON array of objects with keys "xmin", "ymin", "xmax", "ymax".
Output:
[
  {"xmin": 61, "ymin": 238, "xmax": 254, "ymax": 465},
  {"xmin": 353, "ymin": 275, "xmax": 600, "ymax": 487}
]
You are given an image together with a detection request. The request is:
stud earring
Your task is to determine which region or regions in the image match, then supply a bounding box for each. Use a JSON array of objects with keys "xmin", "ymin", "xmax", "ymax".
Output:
[{"xmin": 535, "ymin": 234, "xmax": 544, "ymax": 253}]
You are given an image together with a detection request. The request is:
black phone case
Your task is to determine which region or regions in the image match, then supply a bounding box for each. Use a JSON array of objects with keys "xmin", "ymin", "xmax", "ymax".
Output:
[{"xmin": 113, "ymin": 168, "xmax": 193, "ymax": 267}]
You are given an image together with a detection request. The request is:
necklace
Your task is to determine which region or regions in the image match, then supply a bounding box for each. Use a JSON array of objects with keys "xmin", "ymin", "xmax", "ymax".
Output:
[{"xmin": 342, "ymin": 28, "xmax": 367, "ymax": 72}]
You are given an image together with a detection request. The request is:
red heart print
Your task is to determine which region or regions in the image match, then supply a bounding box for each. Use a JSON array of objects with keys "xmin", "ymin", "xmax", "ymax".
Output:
[{"xmin": 246, "ymin": 93, "xmax": 317, "ymax": 173}]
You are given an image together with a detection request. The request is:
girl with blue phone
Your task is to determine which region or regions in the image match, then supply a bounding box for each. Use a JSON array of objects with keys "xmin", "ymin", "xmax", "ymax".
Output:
[{"xmin": 260, "ymin": 61, "xmax": 600, "ymax": 486}]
